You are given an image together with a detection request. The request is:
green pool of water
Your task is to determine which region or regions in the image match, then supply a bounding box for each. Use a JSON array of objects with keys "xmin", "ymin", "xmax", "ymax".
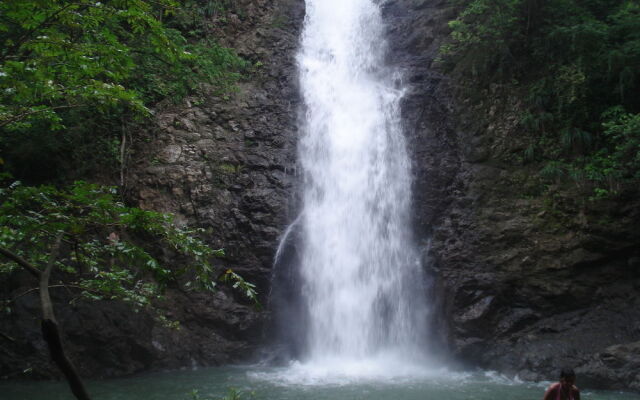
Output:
[{"xmin": 2, "ymin": 365, "xmax": 638, "ymax": 400}]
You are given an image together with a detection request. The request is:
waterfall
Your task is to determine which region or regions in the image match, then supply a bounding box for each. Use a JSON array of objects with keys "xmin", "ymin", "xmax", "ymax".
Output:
[{"xmin": 290, "ymin": 0, "xmax": 431, "ymax": 373}]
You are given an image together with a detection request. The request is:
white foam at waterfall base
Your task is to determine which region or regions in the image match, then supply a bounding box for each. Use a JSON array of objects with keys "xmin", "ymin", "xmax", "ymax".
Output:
[
  {"xmin": 247, "ymin": 365, "xmax": 551, "ymax": 390},
  {"xmin": 247, "ymin": 357, "xmax": 455, "ymax": 387}
]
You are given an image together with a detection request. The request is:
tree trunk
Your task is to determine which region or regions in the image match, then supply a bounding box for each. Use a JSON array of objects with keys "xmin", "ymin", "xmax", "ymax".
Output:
[
  {"xmin": 39, "ymin": 236, "xmax": 91, "ymax": 400},
  {"xmin": 0, "ymin": 236, "xmax": 92, "ymax": 400},
  {"xmin": 40, "ymin": 319, "xmax": 91, "ymax": 400}
]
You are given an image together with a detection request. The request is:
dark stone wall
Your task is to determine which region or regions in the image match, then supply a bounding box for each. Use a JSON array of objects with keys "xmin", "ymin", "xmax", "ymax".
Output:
[{"xmin": 383, "ymin": 0, "xmax": 640, "ymax": 391}]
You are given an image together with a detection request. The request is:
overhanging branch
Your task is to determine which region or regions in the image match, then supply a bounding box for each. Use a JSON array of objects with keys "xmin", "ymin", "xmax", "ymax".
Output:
[{"xmin": 0, "ymin": 247, "xmax": 41, "ymax": 278}]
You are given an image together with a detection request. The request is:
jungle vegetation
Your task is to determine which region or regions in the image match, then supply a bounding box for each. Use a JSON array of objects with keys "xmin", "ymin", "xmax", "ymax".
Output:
[
  {"xmin": 442, "ymin": 0, "xmax": 640, "ymax": 198},
  {"xmin": 0, "ymin": 1, "xmax": 252, "ymax": 399},
  {"xmin": 0, "ymin": 0, "xmax": 246, "ymax": 182}
]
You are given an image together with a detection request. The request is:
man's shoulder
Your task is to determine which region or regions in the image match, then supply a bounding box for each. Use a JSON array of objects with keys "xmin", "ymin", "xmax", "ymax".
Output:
[{"xmin": 547, "ymin": 383, "xmax": 561, "ymax": 391}]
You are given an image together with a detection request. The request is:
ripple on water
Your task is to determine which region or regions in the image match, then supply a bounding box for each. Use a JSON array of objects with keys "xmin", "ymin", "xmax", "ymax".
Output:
[{"xmin": 2, "ymin": 366, "xmax": 640, "ymax": 400}]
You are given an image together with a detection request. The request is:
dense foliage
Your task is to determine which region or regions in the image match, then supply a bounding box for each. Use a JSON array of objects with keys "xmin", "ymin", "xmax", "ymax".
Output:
[
  {"xmin": 0, "ymin": 181, "xmax": 257, "ymax": 321},
  {"xmin": 0, "ymin": 0, "xmax": 246, "ymax": 182},
  {"xmin": 442, "ymin": 0, "xmax": 640, "ymax": 197},
  {"xmin": 0, "ymin": 3, "xmax": 254, "ymax": 394},
  {"xmin": 0, "ymin": 0, "xmax": 253, "ymax": 314}
]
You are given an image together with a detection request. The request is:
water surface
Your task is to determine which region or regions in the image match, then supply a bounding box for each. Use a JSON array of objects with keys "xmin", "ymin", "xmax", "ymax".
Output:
[{"xmin": 3, "ymin": 366, "xmax": 639, "ymax": 400}]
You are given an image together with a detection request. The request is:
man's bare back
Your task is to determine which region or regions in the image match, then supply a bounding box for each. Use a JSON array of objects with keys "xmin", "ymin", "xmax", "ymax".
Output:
[{"xmin": 542, "ymin": 368, "xmax": 580, "ymax": 400}]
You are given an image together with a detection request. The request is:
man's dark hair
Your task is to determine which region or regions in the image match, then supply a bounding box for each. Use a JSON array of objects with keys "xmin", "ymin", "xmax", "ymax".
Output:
[{"xmin": 560, "ymin": 368, "xmax": 576, "ymax": 379}]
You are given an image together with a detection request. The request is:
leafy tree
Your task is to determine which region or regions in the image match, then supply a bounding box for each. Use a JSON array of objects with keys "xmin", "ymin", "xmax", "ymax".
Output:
[
  {"xmin": 0, "ymin": 0, "xmax": 244, "ymax": 129},
  {"xmin": 0, "ymin": 4, "xmax": 254, "ymax": 398},
  {"xmin": 0, "ymin": 0, "xmax": 246, "ymax": 183},
  {"xmin": 0, "ymin": 181, "xmax": 257, "ymax": 400},
  {"xmin": 1, "ymin": 0, "xmax": 161, "ymax": 130}
]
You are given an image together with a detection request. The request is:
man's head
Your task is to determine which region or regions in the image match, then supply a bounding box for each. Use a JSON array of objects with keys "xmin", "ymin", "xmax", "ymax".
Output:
[{"xmin": 560, "ymin": 368, "xmax": 576, "ymax": 387}]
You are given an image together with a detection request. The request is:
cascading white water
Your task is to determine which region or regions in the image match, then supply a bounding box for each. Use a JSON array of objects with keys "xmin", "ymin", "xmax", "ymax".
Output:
[{"xmin": 295, "ymin": 0, "xmax": 430, "ymax": 374}]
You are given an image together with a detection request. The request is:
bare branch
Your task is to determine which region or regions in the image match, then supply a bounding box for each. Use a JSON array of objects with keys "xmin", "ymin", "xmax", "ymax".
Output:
[
  {"xmin": 12, "ymin": 285, "xmax": 93, "ymax": 302},
  {"xmin": 0, "ymin": 331, "xmax": 15, "ymax": 342},
  {"xmin": 0, "ymin": 247, "xmax": 41, "ymax": 278},
  {"xmin": 120, "ymin": 118, "xmax": 127, "ymax": 188},
  {"xmin": 0, "ymin": 104, "xmax": 85, "ymax": 128}
]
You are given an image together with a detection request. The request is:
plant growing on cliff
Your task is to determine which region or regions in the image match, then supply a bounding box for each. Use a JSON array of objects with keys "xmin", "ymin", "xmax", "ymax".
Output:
[
  {"xmin": 0, "ymin": 181, "xmax": 257, "ymax": 400},
  {"xmin": 442, "ymin": 0, "xmax": 640, "ymax": 196}
]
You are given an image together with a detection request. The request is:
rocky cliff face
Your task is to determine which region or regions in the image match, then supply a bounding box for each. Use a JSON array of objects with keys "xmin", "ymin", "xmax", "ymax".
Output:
[
  {"xmin": 109, "ymin": 0, "xmax": 307, "ymax": 375},
  {"xmin": 0, "ymin": 0, "xmax": 305, "ymax": 379},
  {"xmin": 383, "ymin": 0, "xmax": 640, "ymax": 390}
]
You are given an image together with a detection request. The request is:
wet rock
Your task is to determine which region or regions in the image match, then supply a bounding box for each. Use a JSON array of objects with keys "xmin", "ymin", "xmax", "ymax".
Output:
[
  {"xmin": 158, "ymin": 144, "xmax": 183, "ymax": 163},
  {"xmin": 580, "ymin": 342, "xmax": 640, "ymax": 390}
]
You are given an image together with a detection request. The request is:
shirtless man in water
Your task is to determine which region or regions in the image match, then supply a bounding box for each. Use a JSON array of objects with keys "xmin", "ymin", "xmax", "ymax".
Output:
[{"xmin": 543, "ymin": 368, "xmax": 581, "ymax": 400}]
